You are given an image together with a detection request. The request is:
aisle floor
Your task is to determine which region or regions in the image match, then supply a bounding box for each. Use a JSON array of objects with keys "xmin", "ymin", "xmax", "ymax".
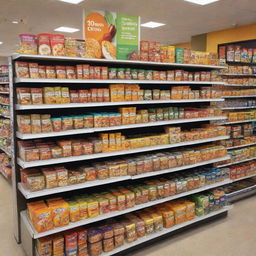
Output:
[{"xmin": 0, "ymin": 176, "xmax": 255, "ymax": 256}]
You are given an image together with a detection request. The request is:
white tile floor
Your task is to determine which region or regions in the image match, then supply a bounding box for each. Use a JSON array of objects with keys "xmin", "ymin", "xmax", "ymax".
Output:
[{"xmin": 0, "ymin": 175, "xmax": 255, "ymax": 256}]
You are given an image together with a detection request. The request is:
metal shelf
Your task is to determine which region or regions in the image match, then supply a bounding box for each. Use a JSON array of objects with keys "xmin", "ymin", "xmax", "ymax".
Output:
[
  {"xmin": 226, "ymin": 142, "xmax": 256, "ymax": 150},
  {"xmin": 16, "ymin": 116, "xmax": 227, "ymax": 140},
  {"xmin": 18, "ymin": 156, "xmax": 230, "ymax": 199},
  {"xmin": 17, "ymin": 136, "xmax": 230, "ymax": 168},
  {"xmin": 224, "ymin": 84, "xmax": 256, "ymax": 87},
  {"xmin": 221, "ymin": 119, "xmax": 256, "ymax": 125},
  {"xmin": 220, "ymin": 73, "xmax": 256, "ymax": 77},
  {"xmin": 0, "ymin": 114, "xmax": 10, "ymax": 119},
  {"xmin": 132, "ymin": 156, "xmax": 230, "ymax": 180},
  {"xmin": 15, "ymin": 78, "xmax": 226, "ymax": 85},
  {"xmin": 0, "ymin": 91, "xmax": 9, "ymax": 94},
  {"xmin": 217, "ymin": 156, "xmax": 256, "ymax": 168},
  {"xmin": 226, "ymin": 184, "xmax": 256, "ymax": 198},
  {"xmin": 231, "ymin": 173, "xmax": 256, "ymax": 182},
  {"xmin": 12, "ymin": 54, "xmax": 226, "ymax": 69},
  {"xmin": 0, "ymin": 82, "xmax": 9, "ymax": 85},
  {"xmin": 221, "ymin": 106, "xmax": 256, "ymax": 110},
  {"xmin": 15, "ymin": 98, "xmax": 225, "ymax": 110},
  {"xmin": 20, "ymin": 179, "xmax": 232, "ymax": 239},
  {"xmin": 222, "ymin": 95, "xmax": 256, "ymax": 98},
  {"xmin": 0, "ymin": 147, "xmax": 11, "ymax": 157},
  {"xmin": 0, "ymin": 102, "xmax": 9, "ymax": 106},
  {"xmin": 18, "ymin": 176, "xmax": 130, "ymax": 199}
]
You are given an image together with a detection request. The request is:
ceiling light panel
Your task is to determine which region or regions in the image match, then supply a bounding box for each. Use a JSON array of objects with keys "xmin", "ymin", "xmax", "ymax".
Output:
[
  {"xmin": 0, "ymin": 42, "xmax": 3, "ymax": 45},
  {"xmin": 184, "ymin": 0, "xmax": 220, "ymax": 5},
  {"xmin": 54, "ymin": 26, "xmax": 80, "ymax": 33},
  {"xmin": 12, "ymin": 21, "xmax": 19, "ymax": 24},
  {"xmin": 141, "ymin": 22, "xmax": 165, "ymax": 28},
  {"xmin": 57, "ymin": 0, "xmax": 84, "ymax": 4}
]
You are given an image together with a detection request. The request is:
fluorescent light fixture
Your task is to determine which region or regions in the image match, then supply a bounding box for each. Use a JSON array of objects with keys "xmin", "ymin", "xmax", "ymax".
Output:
[
  {"xmin": 184, "ymin": 0, "xmax": 220, "ymax": 5},
  {"xmin": 57, "ymin": 0, "xmax": 84, "ymax": 4},
  {"xmin": 12, "ymin": 21, "xmax": 19, "ymax": 24},
  {"xmin": 54, "ymin": 26, "xmax": 80, "ymax": 33},
  {"xmin": 0, "ymin": 42, "xmax": 3, "ymax": 45},
  {"xmin": 141, "ymin": 21, "xmax": 165, "ymax": 28}
]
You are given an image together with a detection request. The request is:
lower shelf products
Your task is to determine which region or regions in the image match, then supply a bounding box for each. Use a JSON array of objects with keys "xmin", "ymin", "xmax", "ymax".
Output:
[
  {"xmin": 27, "ymin": 173, "xmax": 229, "ymax": 233},
  {"xmin": 36, "ymin": 190, "xmax": 227, "ymax": 256}
]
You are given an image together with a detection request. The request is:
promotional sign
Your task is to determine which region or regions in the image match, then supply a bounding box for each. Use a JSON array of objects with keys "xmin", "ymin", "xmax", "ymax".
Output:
[
  {"xmin": 116, "ymin": 14, "xmax": 140, "ymax": 60},
  {"xmin": 83, "ymin": 10, "xmax": 117, "ymax": 59},
  {"xmin": 83, "ymin": 10, "xmax": 140, "ymax": 60}
]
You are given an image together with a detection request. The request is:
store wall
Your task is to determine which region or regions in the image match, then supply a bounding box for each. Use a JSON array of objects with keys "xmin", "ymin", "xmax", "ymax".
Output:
[
  {"xmin": 0, "ymin": 57, "xmax": 8, "ymax": 65},
  {"xmin": 191, "ymin": 34, "xmax": 207, "ymax": 51},
  {"xmin": 174, "ymin": 23, "xmax": 256, "ymax": 53},
  {"xmin": 206, "ymin": 23, "xmax": 256, "ymax": 52},
  {"xmin": 174, "ymin": 42, "xmax": 191, "ymax": 48}
]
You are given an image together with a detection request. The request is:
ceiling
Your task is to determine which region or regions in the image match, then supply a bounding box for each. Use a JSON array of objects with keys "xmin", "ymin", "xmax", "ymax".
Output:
[{"xmin": 0, "ymin": 0, "xmax": 256, "ymax": 56}]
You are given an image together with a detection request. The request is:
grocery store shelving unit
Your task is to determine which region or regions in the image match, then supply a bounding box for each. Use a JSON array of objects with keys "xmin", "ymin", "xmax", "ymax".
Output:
[
  {"xmin": 9, "ymin": 54, "xmax": 233, "ymax": 256},
  {"xmin": 217, "ymin": 156, "xmax": 256, "ymax": 168},
  {"xmin": 0, "ymin": 70, "xmax": 11, "ymax": 180},
  {"xmin": 220, "ymin": 74, "xmax": 256, "ymax": 77},
  {"xmin": 217, "ymin": 39, "xmax": 256, "ymax": 203}
]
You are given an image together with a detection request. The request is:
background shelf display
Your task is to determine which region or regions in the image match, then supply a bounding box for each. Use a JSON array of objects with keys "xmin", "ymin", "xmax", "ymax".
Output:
[
  {"xmin": 220, "ymin": 74, "xmax": 256, "ymax": 77},
  {"xmin": 226, "ymin": 142, "xmax": 256, "ymax": 150},
  {"xmin": 221, "ymin": 119, "xmax": 256, "ymax": 125},
  {"xmin": 222, "ymin": 95, "xmax": 256, "ymax": 98},
  {"xmin": 217, "ymin": 157, "xmax": 256, "ymax": 168},
  {"xmin": 221, "ymin": 106, "xmax": 256, "ymax": 110},
  {"xmin": 232, "ymin": 173, "xmax": 256, "ymax": 182},
  {"xmin": 224, "ymin": 84, "xmax": 256, "ymax": 87}
]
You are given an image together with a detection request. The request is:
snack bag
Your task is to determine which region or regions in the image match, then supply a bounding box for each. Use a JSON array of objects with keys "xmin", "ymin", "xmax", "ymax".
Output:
[
  {"xmin": 17, "ymin": 34, "xmax": 37, "ymax": 55},
  {"xmin": 38, "ymin": 33, "xmax": 52, "ymax": 55},
  {"xmin": 47, "ymin": 199, "xmax": 69, "ymax": 227},
  {"xmin": 50, "ymin": 34, "xmax": 65, "ymax": 56}
]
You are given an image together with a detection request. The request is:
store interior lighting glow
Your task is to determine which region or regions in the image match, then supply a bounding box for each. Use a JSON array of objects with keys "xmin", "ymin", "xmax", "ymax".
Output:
[
  {"xmin": 57, "ymin": 0, "xmax": 84, "ymax": 4},
  {"xmin": 184, "ymin": 0, "xmax": 220, "ymax": 5},
  {"xmin": 141, "ymin": 22, "xmax": 165, "ymax": 28},
  {"xmin": 54, "ymin": 26, "xmax": 80, "ymax": 33},
  {"xmin": 0, "ymin": 42, "xmax": 3, "ymax": 45},
  {"xmin": 12, "ymin": 21, "xmax": 19, "ymax": 24}
]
